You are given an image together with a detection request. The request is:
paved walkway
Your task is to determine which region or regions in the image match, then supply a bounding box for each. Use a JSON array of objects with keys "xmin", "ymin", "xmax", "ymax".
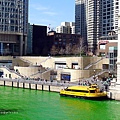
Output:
[{"xmin": 0, "ymin": 77, "xmax": 110, "ymax": 91}]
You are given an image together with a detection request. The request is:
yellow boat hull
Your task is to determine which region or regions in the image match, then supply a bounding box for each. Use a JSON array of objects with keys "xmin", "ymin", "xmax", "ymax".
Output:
[{"xmin": 60, "ymin": 90, "xmax": 108, "ymax": 100}]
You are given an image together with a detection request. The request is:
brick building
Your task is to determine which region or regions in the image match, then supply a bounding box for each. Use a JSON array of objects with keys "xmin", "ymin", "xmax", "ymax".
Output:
[{"xmin": 47, "ymin": 31, "xmax": 82, "ymax": 55}]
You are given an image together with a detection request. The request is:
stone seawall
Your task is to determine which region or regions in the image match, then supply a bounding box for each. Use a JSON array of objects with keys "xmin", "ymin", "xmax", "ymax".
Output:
[{"xmin": 0, "ymin": 79, "xmax": 64, "ymax": 93}]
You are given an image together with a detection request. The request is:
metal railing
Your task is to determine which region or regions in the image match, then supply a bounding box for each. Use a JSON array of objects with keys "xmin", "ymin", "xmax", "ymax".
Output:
[{"xmin": 84, "ymin": 57, "xmax": 104, "ymax": 70}]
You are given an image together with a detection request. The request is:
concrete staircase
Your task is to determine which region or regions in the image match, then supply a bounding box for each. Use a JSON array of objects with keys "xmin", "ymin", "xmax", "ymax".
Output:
[
  {"xmin": 88, "ymin": 69, "xmax": 109, "ymax": 79},
  {"xmin": 12, "ymin": 57, "xmax": 31, "ymax": 67},
  {"xmin": 19, "ymin": 57, "xmax": 33, "ymax": 66},
  {"xmin": 0, "ymin": 66, "xmax": 23, "ymax": 78},
  {"xmin": 28, "ymin": 67, "xmax": 52, "ymax": 78}
]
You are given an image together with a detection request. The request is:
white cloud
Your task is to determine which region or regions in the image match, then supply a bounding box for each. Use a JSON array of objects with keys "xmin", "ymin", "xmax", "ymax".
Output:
[
  {"xmin": 30, "ymin": 4, "xmax": 48, "ymax": 11},
  {"xmin": 42, "ymin": 11, "xmax": 57, "ymax": 16},
  {"xmin": 30, "ymin": 4, "xmax": 57, "ymax": 16}
]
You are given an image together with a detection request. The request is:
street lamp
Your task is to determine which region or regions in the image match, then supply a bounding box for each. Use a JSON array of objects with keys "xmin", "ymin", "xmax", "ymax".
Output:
[
  {"xmin": 93, "ymin": 70, "xmax": 96, "ymax": 81},
  {"xmin": 7, "ymin": 43, "xmax": 9, "ymax": 55},
  {"xmin": 38, "ymin": 66, "xmax": 43, "ymax": 80},
  {"xmin": 109, "ymin": 71, "xmax": 111, "ymax": 78}
]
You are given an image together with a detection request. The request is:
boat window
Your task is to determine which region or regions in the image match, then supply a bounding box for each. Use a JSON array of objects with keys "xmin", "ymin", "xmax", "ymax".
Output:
[
  {"xmin": 64, "ymin": 87, "xmax": 68, "ymax": 90},
  {"xmin": 91, "ymin": 86, "xmax": 97, "ymax": 88},
  {"xmin": 77, "ymin": 90, "xmax": 88, "ymax": 93},
  {"xmin": 65, "ymin": 89, "xmax": 70, "ymax": 91},
  {"xmin": 65, "ymin": 89, "xmax": 88, "ymax": 93},
  {"xmin": 91, "ymin": 84, "xmax": 97, "ymax": 88},
  {"xmin": 90, "ymin": 90, "xmax": 95, "ymax": 93}
]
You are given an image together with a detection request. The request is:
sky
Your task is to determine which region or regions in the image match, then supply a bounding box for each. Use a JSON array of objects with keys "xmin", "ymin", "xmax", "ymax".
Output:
[{"xmin": 29, "ymin": 0, "xmax": 75, "ymax": 29}]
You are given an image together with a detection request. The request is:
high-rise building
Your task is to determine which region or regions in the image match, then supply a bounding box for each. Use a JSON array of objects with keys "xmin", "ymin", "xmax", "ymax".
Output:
[
  {"xmin": 0, "ymin": 0, "xmax": 28, "ymax": 56},
  {"xmin": 75, "ymin": 0, "xmax": 120, "ymax": 54},
  {"xmin": 75, "ymin": 0, "xmax": 87, "ymax": 47},
  {"xmin": 56, "ymin": 22, "xmax": 75, "ymax": 34},
  {"xmin": 101, "ymin": 0, "xmax": 119, "ymax": 36},
  {"xmin": 75, "ymin": 0, "xmax": 100, "ymax": 54},
  {"xmin": 86, "ymin": 0, "xmax": 101, "ymax": 53}
]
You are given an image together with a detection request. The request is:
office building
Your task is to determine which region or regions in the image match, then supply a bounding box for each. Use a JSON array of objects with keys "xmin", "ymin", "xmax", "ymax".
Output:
[
  {"xmin": 75, "ymin": 0, "xmax": 87, "ymax": 45},
  {"xmin": 75, "ymin": 0, "xmax": 119, "ymax": 54},
  {"xmin": 47, "ymin": 31, "xmax": 82, "ymax": 56},
  {"xmin": 56, "ymin": 22, "xmax": 75, "ymax": 34},
  {"xmin": 86, "ymin": 0, "xmax": 101, "ymax": 53},
  {"xmin": 0, "ymin": 0, "xmax": 28, "ymax": 56},
  {"xmin": 32, "ymin": 25, "xmax": 47, "ymax": 56},
  {"xmin": 75, "ymin": 0, "xmax": 100, "ymax": 54},
  {"xmin": 101, "ymin": 0, "xmax": 119, "ymax": 36}
]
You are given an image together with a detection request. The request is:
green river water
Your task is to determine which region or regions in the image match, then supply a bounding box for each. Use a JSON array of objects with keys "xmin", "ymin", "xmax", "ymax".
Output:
[{"xmin": 0, "ymin": 86, "xmax": 120, "ymax": 120}]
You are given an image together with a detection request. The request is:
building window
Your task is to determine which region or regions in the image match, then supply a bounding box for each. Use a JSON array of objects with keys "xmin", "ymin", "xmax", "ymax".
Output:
[
  {"xmin": 9, "ymin": 74, "xmax": 11, "ymax": 78},
  {"xmin": 109, "ymin": 65, "xmax": 113, "ymax": 70},
  {"xmin": 110, "ymin": 53, "xmax": 113, "ymax": 58},
  {"xmin": 100, "ymin": 44, "xmax": 105, "ymax": 49},
  {"xmin": 110, "ymin": 60, "xmax": 113, "ymax": 64}
]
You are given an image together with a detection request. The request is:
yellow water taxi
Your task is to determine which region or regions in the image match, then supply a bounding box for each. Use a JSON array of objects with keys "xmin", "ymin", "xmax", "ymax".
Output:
[{"xmin": 60, "ymin": 84, "xmax": 107, "ymax": 100}]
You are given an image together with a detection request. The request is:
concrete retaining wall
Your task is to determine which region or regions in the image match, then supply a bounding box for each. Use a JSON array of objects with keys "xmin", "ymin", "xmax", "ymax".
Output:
[{"xmin": 0, "ymin": 79, "xmax": 63, "ymax": 93}]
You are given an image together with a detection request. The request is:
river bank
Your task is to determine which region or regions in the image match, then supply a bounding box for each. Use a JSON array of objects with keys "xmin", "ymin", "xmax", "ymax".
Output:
[
  {"xmin": 0, "ymin": 78, "xmax": 116, "ymax": 100},
  {"xmin": 0, "ymin": 78, "xmax": 70, "ymax": 92}
]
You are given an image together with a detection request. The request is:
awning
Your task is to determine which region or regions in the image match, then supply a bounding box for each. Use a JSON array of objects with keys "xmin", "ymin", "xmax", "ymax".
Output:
[
  {"xmin": 55, "ymin": 61, "xmax": 66, "ymax": 63},
  {"xmin": 61, "ymin": 72, "xmax": 71, "ymax": 75}
]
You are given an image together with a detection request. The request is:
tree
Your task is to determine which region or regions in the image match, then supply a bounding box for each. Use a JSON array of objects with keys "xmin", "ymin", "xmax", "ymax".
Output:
[
  {"xmin": 78, "ymin": 37, "xmax": 88, "ymax": 56},
  {"xmin": 65, "ymin": 43, "xmax": 72, "ymax": 55},
  {"xmin": 71, "ymin": 44, "xmax": 79, "ymax": 55},
  {"xmin": 59, "ymin": 48, "xmax": 65, "ymax": 55},
  {"xmin": 50, "ymin": 45, "xmax": 59, "ymax": 56}
]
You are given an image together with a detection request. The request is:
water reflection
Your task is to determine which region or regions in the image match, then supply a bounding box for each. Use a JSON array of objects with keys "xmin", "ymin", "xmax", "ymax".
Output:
[{"xmin": 59, "ymin": 96, "xmax": 120, "ymax": 120}]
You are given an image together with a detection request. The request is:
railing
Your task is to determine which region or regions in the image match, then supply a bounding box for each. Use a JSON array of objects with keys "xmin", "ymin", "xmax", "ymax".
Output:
[
  {"xmin": 29, "ymin": 67, "xmax": 52, "ymax": 78},
  {"xmin": 19, "ymin": 56, "xmax": 51, "ymax": 66},
  {"xmin": 38, "ymin": 56, "xmax": 51, "ymax": 65},
  {"xmin": 0, "ymin": 66, "xmax": 23, "ymax": 78},
  {"xmin": 89, "ymin": 69, "xmax": 109, "ymax": 79},
  {"xmin": 19, "ymin": 57, "xmax": 33, "ymax": 66},
  {"xmin": 84, "ymin": 57, "xmax": 104, "ymax": 70}
]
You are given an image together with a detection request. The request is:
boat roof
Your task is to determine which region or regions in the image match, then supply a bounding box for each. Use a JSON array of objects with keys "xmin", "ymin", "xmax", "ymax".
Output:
[{"xmin": 67, "ymin": 85, "xmax": 96, "ymax": 91}]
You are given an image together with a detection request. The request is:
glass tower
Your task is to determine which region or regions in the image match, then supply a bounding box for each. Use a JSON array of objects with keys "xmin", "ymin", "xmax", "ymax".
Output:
[
  {"xmin": 0, "ymin": 0, "xmax": 28, "ymax": 56},
  {"xmin": 75, "ymin": 0, "xmax": 100, "ymax": 54}
]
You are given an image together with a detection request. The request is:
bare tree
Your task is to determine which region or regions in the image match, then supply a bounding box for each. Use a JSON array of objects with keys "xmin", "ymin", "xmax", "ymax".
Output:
[
  {"xmin": 50, "ymin": 45, "xmax": 59, "ymax": 56},
  {"xmin": 71, "ymin": 44, "xmax": 79, "ymax": 55},
  {"xmin": 78, "ymin": 37, "xmax": 87, "ymax": 56},
  {"xmin": 59, "ymin": 48, "xmax": 65, "ymax": 55},
  {"xmin": 65, "ymin": 43, "xmax": 72, "ymax": 55}
]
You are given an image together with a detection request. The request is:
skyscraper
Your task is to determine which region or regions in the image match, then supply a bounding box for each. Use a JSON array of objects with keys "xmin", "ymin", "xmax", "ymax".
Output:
[
  {"xmin": 0, "ymin": 0, "xmax": 28, "ymax": 56},
  {"xmin": 86, "ymin": 0, "xmax": 101, "ymax": 53},
  {"xmin": 75, "ymin": 0, "xmax": 87, "ymax": 46},
  {"xmin": 75, "ymin": 0, "xmax": 101, "ymax": 54},
  {"xmin": 101, "ymin": 0, "xmax": 119, "ymax": 36}
]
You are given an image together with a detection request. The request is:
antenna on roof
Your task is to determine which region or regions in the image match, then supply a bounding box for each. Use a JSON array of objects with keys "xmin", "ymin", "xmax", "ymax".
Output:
[{"xmin": 48, "ymin": 24, "xmax": 51, "ymax": 31}]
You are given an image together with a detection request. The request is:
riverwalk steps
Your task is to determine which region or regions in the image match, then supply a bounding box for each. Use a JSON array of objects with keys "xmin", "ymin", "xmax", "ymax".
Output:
[{"xmin": 0, "ymin": 78, "xmax": 67, "ymax": 92}]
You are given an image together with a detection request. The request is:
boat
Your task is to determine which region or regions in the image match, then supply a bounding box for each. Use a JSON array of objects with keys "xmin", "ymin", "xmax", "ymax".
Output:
[{"xmin": 60, "ymin": 84, "xmax": 108, "ymax": 100}]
